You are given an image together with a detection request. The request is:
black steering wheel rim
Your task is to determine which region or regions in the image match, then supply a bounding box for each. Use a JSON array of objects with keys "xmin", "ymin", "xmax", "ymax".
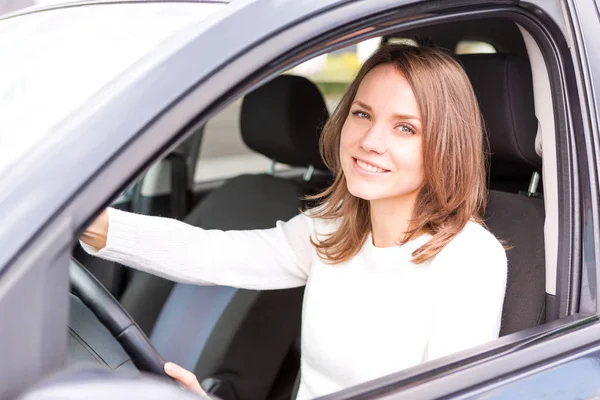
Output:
[{"xmin": 69, "ymin": 257, "xmax": 168, "ymax": 377}]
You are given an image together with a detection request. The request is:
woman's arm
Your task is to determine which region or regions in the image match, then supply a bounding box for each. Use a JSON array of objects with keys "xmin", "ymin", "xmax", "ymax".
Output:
[
  {"xmin": 80, "ymin": 207, "xmax": 315, "ymax": 290},
  {"xmin": 426, "ymin": 224, "xmax": 508, "ymax": 361}
]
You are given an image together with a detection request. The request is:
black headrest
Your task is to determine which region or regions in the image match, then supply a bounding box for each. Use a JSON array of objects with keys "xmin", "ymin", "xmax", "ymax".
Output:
[
  {"xmin": 459, "ymin": 54, "xmax": 542, "ymax": 179},
  {"xmin": 240, "ymin": 75, "xmax": 329, "ymax": 170}
]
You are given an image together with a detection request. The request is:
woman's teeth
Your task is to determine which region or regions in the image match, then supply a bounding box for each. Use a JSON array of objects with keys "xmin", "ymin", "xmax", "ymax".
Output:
[{"xmin": 356, "ymin": 159, "xmax": 387, "ymax": 173}]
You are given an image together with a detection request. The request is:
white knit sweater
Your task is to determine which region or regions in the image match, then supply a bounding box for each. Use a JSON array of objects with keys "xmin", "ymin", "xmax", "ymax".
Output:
[{"xmin": 82, "ymin": 207, "xmax": 507, "ymax": 399}]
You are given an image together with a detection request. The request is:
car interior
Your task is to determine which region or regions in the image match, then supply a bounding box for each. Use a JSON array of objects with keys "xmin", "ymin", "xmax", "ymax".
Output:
[{"xmin": 70, "ymin": 15, "xmax": 555, "ymax": 400}]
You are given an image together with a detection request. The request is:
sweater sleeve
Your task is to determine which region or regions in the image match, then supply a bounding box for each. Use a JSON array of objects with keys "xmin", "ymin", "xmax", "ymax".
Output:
[
  {"xmin": 79, "ymin": 207, "xmax": 315, "ymax": 290},
  {"xmin": 426, "ymin": 223, "xmax": 508, "ymax": 361}
]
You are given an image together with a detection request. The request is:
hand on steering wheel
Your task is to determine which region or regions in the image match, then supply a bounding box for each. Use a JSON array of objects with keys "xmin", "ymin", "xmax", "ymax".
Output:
[{"xmin": 165, "ymin": 362, "xmax": 208, "ymax": 396}]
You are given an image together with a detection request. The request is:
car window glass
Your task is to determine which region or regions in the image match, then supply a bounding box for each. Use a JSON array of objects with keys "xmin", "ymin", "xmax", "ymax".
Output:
[{"xmin": 0, "ymin": 2, "xmax": 222, "ymax": 175}]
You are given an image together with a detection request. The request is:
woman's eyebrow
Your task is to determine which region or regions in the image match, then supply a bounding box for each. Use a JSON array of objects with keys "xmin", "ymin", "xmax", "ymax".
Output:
[
  {"xmin": 352, "ymin": 100, "xmax": 373, "ymax": 111},
  {"xmin": 394, "ymin": 112, "xmax": 421, "ymax": 123},
  {"xmin": 352, "ymin": 100, "xmax": 421, "ymax": 122}
]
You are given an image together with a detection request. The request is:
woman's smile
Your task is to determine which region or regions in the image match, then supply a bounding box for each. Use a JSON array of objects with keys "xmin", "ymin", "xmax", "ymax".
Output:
[{"xmin": 353, "ymin": 157, "xmax": 390, "ymax": 175}]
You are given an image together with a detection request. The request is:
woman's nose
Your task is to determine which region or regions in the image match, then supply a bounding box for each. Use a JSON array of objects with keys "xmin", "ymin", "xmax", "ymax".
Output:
[{"xmin": 359, "ymin": 124, "xmax": 387, "ymax": 154}]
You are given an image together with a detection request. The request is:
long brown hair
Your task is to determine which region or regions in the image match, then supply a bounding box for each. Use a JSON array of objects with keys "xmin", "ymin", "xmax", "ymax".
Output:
[{"xmin": 309, "ymin": 43, "xmax": 487, "ymax": 264}]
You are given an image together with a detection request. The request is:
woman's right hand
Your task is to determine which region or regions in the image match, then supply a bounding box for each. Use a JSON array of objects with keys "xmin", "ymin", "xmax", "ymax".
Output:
[
  {"xmin": 164, "ymin": 362, "xmax": 208, "ymax": 397},
  {"xmin": 80, "ymin": 209, "xmax": 110, "ymax": 250}
]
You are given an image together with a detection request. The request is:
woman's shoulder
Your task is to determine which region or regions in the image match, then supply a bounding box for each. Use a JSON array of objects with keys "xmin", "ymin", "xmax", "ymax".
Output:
[
  {"xmin": 301, "ymin": 206, "xmax": 342, "ymax": 238},
  {"xmin": 435, "ymin": 220, "xmax": 507, "ymax": 268}
]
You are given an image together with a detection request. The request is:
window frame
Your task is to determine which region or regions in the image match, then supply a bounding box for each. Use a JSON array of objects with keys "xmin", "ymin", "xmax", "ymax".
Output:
[{"xmin": 564, "ymin": 0, "xmax": 600, "ymax": 316}]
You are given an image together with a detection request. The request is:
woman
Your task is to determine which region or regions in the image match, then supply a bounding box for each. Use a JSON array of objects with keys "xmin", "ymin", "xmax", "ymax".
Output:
[{"xmin": 81, "ymin": 44, "xmax": 507, "ymax": 399}]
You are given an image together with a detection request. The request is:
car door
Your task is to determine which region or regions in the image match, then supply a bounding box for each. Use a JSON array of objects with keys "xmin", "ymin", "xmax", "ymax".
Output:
[
  {"xmin": 2, "ymin": 0, "xmax": 598, "ymax": 399},
  {"xmin": 75, "ymin": 0, "xmax": 596, "ymax": 398}
]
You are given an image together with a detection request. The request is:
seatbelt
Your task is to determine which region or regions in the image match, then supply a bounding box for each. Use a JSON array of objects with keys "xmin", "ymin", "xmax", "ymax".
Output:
[{"xmin": 166, "ymin": 151, "xmax": 188, "ymax": 220}]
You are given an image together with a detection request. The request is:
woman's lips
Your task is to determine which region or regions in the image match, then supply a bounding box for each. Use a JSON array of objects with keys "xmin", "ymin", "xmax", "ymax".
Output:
[{"xmin": 353, "ymin": 157, "xmax": 390, "ymax": 174}]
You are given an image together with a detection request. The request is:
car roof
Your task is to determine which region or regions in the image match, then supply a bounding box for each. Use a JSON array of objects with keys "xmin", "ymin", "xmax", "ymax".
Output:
[{"xmin": 0, "ymin": 0, "xmax": 231, "ymax": 18}]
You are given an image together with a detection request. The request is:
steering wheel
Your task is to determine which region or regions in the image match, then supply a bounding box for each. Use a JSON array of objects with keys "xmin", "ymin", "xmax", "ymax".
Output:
[{"xmin": 69, "ymin": 257, "xmax": 168, "ymax": 377}]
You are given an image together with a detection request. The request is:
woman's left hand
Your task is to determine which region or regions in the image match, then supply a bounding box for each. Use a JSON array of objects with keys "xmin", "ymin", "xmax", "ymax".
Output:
[{"xmin": 164, "ymin": 362, "xmax": 208, "ymax": 397}]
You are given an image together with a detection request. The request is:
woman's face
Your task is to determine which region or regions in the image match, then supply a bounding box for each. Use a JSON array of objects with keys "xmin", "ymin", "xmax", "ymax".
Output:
[{"xmin": 340, "ymin": 64, "xmax": 425, "ymax": 204}]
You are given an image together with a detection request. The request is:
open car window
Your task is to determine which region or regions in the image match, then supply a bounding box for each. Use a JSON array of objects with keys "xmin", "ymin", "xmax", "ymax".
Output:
[
  {"xmin": 194, "ymin": 41, "xmax": 367, "ymax": 184},
  {"xmin": 153, "ymin": 16, "xmax": 562, "ymax": 398}
]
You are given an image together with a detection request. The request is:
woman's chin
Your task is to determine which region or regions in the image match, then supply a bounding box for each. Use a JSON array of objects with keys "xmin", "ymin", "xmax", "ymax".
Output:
[{"xmin": 346, "ymin": 184, "xmax": 379, "ymax": 201}]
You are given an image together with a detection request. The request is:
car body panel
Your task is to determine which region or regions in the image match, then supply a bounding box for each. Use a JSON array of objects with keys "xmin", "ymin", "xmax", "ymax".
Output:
[{"xmin": 469, "ymin": 343, "xmax": 600, "ymax": 399}]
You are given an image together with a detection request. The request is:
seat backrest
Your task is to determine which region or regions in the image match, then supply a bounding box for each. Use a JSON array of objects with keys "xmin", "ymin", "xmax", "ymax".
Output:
[
  {"xmin": 486, "ymin": 190, "xmax": 546, "ymax": 334},
  {"xmin": 150, "ymin": 75, "xmax": 330, "ymax": 400},
  {"xmin": 460, "ymin": 54, "xmax": 546, "ymax": 335}
]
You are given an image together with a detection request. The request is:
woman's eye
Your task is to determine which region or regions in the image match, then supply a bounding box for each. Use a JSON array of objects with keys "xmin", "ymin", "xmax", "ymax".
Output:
[
  {"xmin": 396, "ymin": 124, "xmax": 416, "ymax": 135},
  {"xmin": 351, "ymin": 110, "xmax": 370, "ymax": 120}
]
